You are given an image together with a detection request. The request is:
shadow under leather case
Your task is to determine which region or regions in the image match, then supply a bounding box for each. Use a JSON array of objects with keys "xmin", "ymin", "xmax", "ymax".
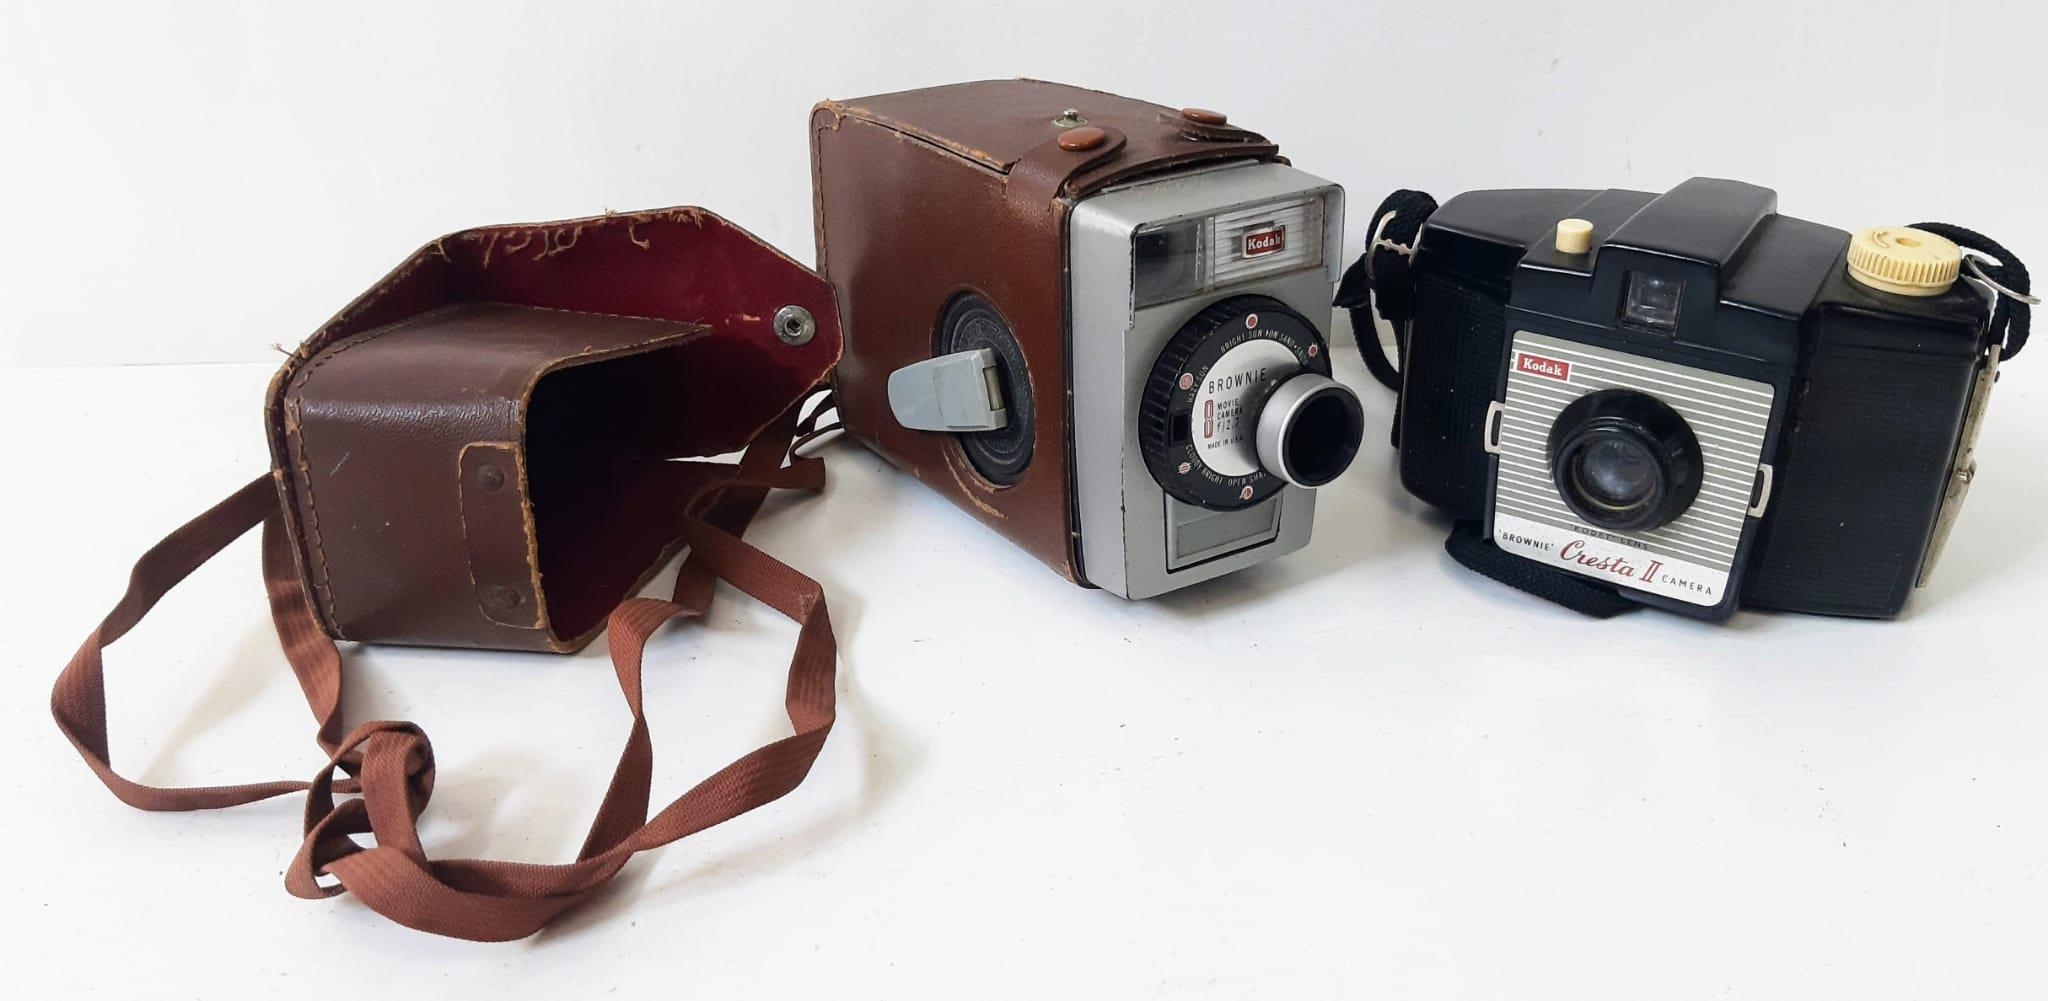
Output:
[{"xmin": 267, "ymin": 208, "xmax": 842, "ymax": 651}]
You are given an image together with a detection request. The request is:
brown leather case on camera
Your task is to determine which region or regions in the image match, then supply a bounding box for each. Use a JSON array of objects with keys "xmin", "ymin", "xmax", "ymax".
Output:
[
  {"xmin": 810, "ymin": 79, "xmax": 1280, "ymax": 581},
  {"xmin": 54, "ymin": 208, "xmax": 846, "ymax": 941}
]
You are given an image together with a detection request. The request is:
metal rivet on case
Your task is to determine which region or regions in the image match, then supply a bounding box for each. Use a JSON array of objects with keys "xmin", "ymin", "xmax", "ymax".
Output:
[
  {"xmin": 1058, "ymin": 126, "xmax": 1108, "ymax": 152},
  {"xmin": 485, "ymin": 585, "xmax": 523, "ymax": 610},
  {"xmin": 774, "ymin": 304, "xmax": 816, "ymax": 346},
  {"xmin": 1052, "ymin": 108, "xmax": 1086, "ymax": 128},
  {"xmin": 1181, "ymin": 107, "xmax": 1227, "ymax": 126},
  {"xmin": 475, "ymin": 464, "xmax": 506, "ymax": 493}
]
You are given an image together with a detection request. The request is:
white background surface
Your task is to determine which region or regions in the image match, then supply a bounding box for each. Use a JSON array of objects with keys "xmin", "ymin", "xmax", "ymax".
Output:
[
  {"xmin": 4, "ymin": 0, "xmax": 2046, "ymax": 367},
  {"xmin": 4, "ymin": 1, "xmax": 2046, "ymax": 999}
]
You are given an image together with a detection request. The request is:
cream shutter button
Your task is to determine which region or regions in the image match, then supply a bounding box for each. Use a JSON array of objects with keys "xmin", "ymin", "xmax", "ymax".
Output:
[
  {"xmin": 1846, "ymin": 226, "xmax": 1962, "ymax": 296},
  {"xmin": 1555, "ymin": 218, "xmax": 1594, "ymax": 254}
]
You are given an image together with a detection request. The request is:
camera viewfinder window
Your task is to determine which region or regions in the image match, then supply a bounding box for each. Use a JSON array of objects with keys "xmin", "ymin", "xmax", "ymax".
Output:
[
  {"xmin": 1623, "ymin": 272, "xmax": 1684, "ymax": 331},
  {"xmin": 1134, "ymin": 219, "xmax": 1205, "ymax": 308}
]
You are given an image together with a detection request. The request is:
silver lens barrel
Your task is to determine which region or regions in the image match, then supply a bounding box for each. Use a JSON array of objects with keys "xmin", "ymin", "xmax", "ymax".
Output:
[{"xmin": 1255, "ymin": 372, "xmax": 1365, "ymax": 488}]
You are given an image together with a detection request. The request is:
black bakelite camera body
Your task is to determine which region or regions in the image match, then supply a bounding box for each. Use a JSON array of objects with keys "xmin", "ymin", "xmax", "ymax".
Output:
[{"xmin": 1395, "ymin": 177, "xmax": 2001, "ymax": 620}]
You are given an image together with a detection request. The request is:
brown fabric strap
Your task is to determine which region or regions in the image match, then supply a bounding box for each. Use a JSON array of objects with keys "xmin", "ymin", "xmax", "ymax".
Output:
[{"xmin": 51, "ymin": 405, "xmax": 837, "ymax": 941}]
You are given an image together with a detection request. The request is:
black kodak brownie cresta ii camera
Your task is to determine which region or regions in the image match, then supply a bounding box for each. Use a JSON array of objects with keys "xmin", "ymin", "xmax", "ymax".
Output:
[{"xmin": 1372, "ymin": 177, "xmax": 2031, "ymax": 621}]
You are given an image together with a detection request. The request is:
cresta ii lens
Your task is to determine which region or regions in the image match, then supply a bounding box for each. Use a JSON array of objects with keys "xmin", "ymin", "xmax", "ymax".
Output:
[{"xmin": 1546, "ymin": 389, "xmax": 1703, "ymax": 532}]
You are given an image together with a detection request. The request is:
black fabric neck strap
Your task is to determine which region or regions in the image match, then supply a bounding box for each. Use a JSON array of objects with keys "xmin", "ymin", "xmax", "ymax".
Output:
[
  {"xmin": 1443, "ymin": 521, "xmax": 1640, "ymax": 618},
  {"xmin": 1908, "ymin": 221, "xmax": 2034, "ymax": 361},
  {"xmin": 1335, "ymin": 190, "xmax": 1438, "ymax": 397}
]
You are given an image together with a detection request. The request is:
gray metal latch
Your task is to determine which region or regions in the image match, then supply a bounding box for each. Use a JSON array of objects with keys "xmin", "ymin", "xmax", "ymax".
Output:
[{"xmin": 888, "ymin": 349, "xmax": 1010, "ymax": 432}]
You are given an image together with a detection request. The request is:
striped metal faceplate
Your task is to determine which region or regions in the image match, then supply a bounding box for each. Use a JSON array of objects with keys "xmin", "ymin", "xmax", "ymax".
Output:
[
  {"xmin": 1208, "ymin": 196, "xmax": 1322, "ymax": 288},
  {"xmin": 1490, "ymin": 331, "xmax": 1774, "ymax": 607}
]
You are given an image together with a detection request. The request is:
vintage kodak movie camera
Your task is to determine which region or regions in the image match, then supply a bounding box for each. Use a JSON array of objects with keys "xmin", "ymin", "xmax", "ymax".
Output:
[
  {"xmin": 812, "ymin": 80, "xmax": 1360, "ymax": 598},
  {"xmin": 1379, "ymin": 177, "xmax": 2031, "ymax": 620}
]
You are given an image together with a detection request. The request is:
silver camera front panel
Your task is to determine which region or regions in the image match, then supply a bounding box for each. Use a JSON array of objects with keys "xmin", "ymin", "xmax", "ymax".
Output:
[
  {"xmin": 1068, "ymin": 162, "xmax": 1344, "ymax": 599},
  {"xmin": 1489, "ymin": 331, "xmax": 1774, "ymax": 607}
]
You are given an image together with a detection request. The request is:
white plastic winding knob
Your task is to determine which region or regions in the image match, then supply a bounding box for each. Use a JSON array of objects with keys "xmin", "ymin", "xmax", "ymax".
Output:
[{"xmin": 1846, "ymin": 226, "xmax": 1962, "ymax": 296}]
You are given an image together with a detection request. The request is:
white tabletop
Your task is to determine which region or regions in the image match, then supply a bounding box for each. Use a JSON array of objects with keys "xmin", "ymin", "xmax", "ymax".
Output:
[{"xmin": 3, "ymin": 336, "xmax": 2043, "ymax": 999}]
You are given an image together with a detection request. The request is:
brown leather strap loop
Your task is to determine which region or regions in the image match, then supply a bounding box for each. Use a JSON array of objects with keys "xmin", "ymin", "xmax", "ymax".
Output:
[
  {"xmin": 1153, "ymin": 109, "xmax": 1269, "ymax": 144},
  {"xmin": 51, "ymin": 475, "xmax": 320, "ymax": 812},
  {"xmin": 1004, "ymin": 125, "xmax": 1130, "ymax": 227},
  {"xmin": 55, "ymin": 402, "xmax": 839, "ymax": 941}
]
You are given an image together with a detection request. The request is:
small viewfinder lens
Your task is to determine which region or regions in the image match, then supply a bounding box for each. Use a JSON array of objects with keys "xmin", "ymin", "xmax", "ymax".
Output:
[
  {"xmin": 1623, "ymin": 272, "xmax": 1684, "ymax": 330},
  {"xmin": 1133, "ymin": 220, "xmax": 1204, "ymax": 308}
]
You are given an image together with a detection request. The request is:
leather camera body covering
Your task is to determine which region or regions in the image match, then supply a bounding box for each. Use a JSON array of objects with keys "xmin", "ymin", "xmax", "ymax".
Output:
[
  {"xmin": 267, "ymin": 208, "xmax": 842, "ymax": 651},
  {"xmin": 810, "ymin": 79, "xmax": 1282, "ymax": 582}
]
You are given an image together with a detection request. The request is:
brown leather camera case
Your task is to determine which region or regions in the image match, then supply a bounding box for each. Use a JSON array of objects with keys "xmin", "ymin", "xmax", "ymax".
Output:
[
  {"xmin": 270, "ymin": 208, "xmax": 841, "ymax": 651},
  {"xmin": 53, "ymin": 207, "xmax": 849, "ymax": 941},
  {"xmin": 811, "ymin": 79, "xmax": 1280, "ymax": 581}
]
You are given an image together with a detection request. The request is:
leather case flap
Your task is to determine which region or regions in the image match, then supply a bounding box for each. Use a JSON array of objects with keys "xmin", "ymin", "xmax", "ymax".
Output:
[
  {"xmin": 818, "ymin": 78, "xmax": 1280, "ymax": 198},
  {"xmin": 811, "ymin": 80, "xmax": 1280, "ymax": 579},
  {"xmin": 265, "ymin": 208, "xmax": 842, "ymax": 652}
]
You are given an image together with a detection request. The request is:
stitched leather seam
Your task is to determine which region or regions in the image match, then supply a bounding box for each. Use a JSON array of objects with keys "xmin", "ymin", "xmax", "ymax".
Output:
[
  {"xmin": 271, "ymin": 211, "xmax": 831, "ymax": 640},
  {"xmin": 810, "ymin": 110, "xmax": 836, "ymax": 282},
  {"xmin": 285, "ymin": 314, "xmax": 441, "ymax": 633},
  {"xmin": 271, "ymin": 241, "xmax": 454, "ymax": 638},
  {"xmin": 289, "ymin": 307, "xmax": 701, "ymax": 637},
  {"xmin": 503, "ymin": 302, "xmax": 702, "ymax": 325}
]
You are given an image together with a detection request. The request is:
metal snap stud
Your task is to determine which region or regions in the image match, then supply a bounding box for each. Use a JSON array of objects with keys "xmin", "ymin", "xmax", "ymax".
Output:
[{"xmin": 774, "ymin": 304, "xmax": 816, "ymax": 346}]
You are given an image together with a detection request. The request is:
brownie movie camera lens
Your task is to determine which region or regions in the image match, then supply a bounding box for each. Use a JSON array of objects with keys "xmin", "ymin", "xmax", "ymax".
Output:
[
  {"xmin": 1257, "ymin": 373, "xmax": 1365, "ymax": 487},
  {"xmin": 1546, "ymin": 389, "xmax": 1702, "ymax": 532},
  {"xmin": 1140, "ymin": 295, "xmax": 1362, "ymax": 508}
]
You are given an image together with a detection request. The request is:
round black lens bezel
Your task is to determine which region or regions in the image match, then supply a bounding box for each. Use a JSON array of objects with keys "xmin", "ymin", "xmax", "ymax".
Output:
[
  {"xmin": 1136, "ymin": 295, "xmax": 1331, "ymax": 510},
  {"xmin": 1546, "ymin": 389, "xmax": 1703, "ymax": 533}
]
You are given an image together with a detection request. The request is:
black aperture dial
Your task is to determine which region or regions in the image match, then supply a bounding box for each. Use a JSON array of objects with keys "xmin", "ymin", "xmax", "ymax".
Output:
[
  {"xmin": 1546, "ymin": 389, "xmax": 1703, "ymax": 532},
  {"xmin": 1138, "ymin": 295, "xmax": 1333, "ymax": 510}
]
